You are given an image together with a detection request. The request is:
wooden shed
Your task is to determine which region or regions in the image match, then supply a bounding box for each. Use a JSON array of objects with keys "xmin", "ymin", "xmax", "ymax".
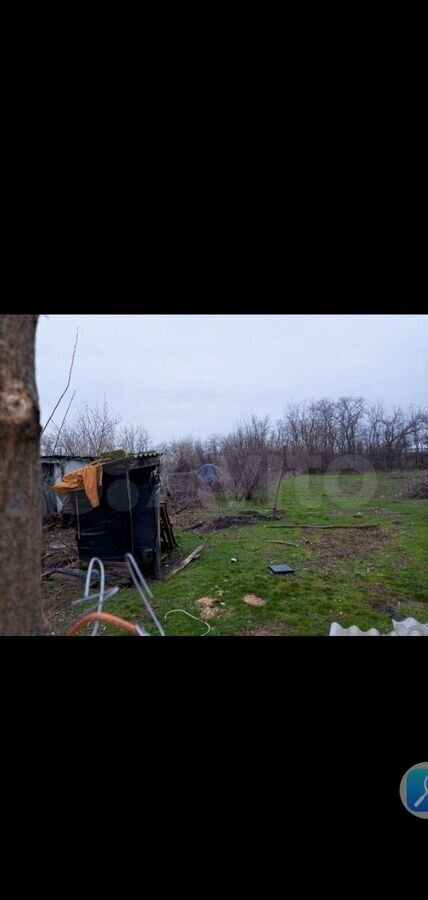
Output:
[{"xmin": 52, "ymin": 452, "xmax": 163, "ymax": 578}]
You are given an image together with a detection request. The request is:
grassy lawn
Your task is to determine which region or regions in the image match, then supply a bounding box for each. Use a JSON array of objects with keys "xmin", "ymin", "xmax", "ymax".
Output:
[{"xmin": 64, "ymin": 471, "xmax": 428, "ymax": 636}]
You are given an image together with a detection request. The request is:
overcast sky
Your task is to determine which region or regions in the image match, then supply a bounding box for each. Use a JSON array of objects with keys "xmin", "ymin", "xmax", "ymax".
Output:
[{"xmin": 36, "ymin": 314, "xmax": 428, "ymax": 446}]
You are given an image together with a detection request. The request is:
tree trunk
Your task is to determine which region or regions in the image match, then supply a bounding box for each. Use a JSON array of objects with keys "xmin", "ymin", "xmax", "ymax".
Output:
[{"xmin": 0, "ymin": 315, "xmax": 45, "ymax": 634}]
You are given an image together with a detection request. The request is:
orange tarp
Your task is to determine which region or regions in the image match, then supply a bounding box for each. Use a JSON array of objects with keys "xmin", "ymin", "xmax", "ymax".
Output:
[{"xmin": 52, "ymin": 463, "xmax": 103, "ymax": 508}]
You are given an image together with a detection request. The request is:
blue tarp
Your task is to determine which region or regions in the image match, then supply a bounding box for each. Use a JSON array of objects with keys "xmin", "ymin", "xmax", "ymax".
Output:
[{"xmin": 197, "ymin": 464, "xmax": 222, "ymax": 487}]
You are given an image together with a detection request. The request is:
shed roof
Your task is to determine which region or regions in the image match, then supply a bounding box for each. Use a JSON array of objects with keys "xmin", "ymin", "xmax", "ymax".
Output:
[
  {"xmin": 41, "ymin": 455, "xmax": 95, "ymax": 462},
  {"xmin": 102, "ymin": 451, "xmax": 162, "ymax": 474},
  {"xmin": 41, "ymin": 451, "xmax": 160, "ymax": 466},
  {"xmin": 106, "ymin": 451, "xmax": 161, "ymax": 463}
]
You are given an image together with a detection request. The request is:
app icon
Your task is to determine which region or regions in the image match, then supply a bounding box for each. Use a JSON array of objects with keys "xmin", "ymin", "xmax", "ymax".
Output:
[{"xmin": 399, "ymin": 763, "xmax": 428, "ymax": 818}]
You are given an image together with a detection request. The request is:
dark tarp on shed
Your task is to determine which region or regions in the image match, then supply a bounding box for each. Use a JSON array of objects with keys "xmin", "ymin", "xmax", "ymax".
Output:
[{"xmin": 73, "ymin": 453, "xmax": 162, "ymax": 577}]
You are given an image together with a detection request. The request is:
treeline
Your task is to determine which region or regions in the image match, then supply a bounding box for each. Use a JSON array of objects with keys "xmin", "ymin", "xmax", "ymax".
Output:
[
  {"xmin": 274, "ymin": 397, "xmax": 428, "ymax": 471},
  {"xmin": 160, "ymin": 398, "xmax": 428, "ymax": 490},
  {"xmin": 41, "ymin": 400, "xmax": 151, "ymax": 458},
  {"xmin": 41, "ymin": 396, "xmax": 428, "ymax": 501}
]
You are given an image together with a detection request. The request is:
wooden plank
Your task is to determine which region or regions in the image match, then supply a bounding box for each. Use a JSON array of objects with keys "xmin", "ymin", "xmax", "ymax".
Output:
[
  {"xmin": 264, "ymin": 523, "xmax": 380, "ymax": 530},
  {"xmin": 160, "ymin": 512, "xmax": 170, "ymax": 550},
  {"xmin": 164, "ymin": 545, "xmax": 204, "ymax": 581},
  {"xmin": 265, "ymin": 540, "xmax": 299, "ymax": 547},
  {"xmin": 161, "ymin": 505, "xmax": 177, "ymax": 548},
  {"xmin": 165, "ymin": 517, "xmax": 177, "ymax": 548}
]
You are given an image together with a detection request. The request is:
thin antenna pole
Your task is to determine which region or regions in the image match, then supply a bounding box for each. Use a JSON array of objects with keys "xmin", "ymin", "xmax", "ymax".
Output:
[{"xmin": 41, "ymin": 328, "xmax": 79, "ymax": 434}]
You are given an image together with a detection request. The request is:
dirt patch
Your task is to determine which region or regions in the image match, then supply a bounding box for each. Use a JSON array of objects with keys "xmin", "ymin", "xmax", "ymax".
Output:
[
  {"xmin": 239, "ymin": 622, "xmax": 290, "ymax": 636},
  {"xmin": 41, "ymin": 524, "xmax": 139, "ymax": 632},
  {"xmin": 168, "ymin": 507, "xmax": 206, "ymax": 528},
  {"xmin": 42, "ymin": 573, "xmax": 86, "ymax": 634},
  {"xmin": 243, "ymin": 594, "xmax": 266, "ymax": 607},
  {"xmin": 367, "ymin": 588, "xmax": 426, "ymax": 619},
  {"xmin": 195, "ymin": 511, "xmax": 284, "ymax": 533},
  {"xmin": 41, "ymin": 525, "xmax": 80, "ymax": 632},
  {"xmin": 42, "ymin": 524, "xmax": 79, "ymax": 571},
  {"xmin": 304, "ymin": 527, "xmax": 390, "ymax": 564},
  {"xmin": 369, "ymin": 598, "xmax": 402, "ymax": 617},
  {"xmin": 196, "ymin": 597, "xmax": 223, "ymax": 619}
]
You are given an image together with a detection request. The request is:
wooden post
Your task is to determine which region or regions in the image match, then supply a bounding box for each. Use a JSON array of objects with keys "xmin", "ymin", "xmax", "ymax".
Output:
[
  {"xmin": 154, "ymin": 470, "xmax": 161, "ymax": 579},
  {"xmin": 126, "ymin": 471, "xmax": 134, "ymax": 555},
  {"xmin": 272, "ymin": 448, "xmax": 286, "ymax": 518}
]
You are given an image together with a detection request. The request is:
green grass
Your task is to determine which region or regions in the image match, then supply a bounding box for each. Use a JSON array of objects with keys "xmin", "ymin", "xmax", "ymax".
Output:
[{"xmin": 70, "ymin": 471, "xmax": 428, "ymax": 636}]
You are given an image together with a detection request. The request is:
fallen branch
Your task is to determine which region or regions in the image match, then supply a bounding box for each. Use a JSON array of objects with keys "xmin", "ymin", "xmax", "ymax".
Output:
[
  {"xmin": 265, "ymin": 540, "xmax": 299, "ymax": 547},
  {"xmin": 264, "ymin": 523, "xmax": 380, "ymax": 530},
  {"xmin": 182, "ymin": 521, "xmax": 205, "ymax": 531},
  {"xmin": 164, "ymin": 545, "xmax": 204, "ymax": 581}
]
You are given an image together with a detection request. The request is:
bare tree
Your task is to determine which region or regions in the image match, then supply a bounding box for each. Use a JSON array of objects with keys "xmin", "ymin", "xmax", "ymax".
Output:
[
  {"xmin": 379, "ymin": 405, "xmax": 428, "ymax": 469},
  {"xmin": 162, "ymin": 438, "xmax": 202, "ymax": 474},
  {"xmin": 277, "ymin": 402, "xmax": 321, "ymax": 471},
  {"xmin": 157, "ymin": 434, "xmax": 225, "ymax": 484},
  {"xmin": 62, "ymin": 400, "xmax": 120, "ymax": 456},
  {"xmin": 276, "ymin": 397, "xmax": 427, "ymax": 472},
  {"xmin": 314, "ymin": 398, "xmax": 337, "ymax": 467},
  {"xmin": 0, "ymin": 315, "xmax": 45, "ymax": 634},
  {"xmin": 409, "ymin": 406, "xmax": 428, "ymax": 465},
  {"xmin": 40, "ymin": 429, "xmax": 57, "ymax": 455},
  {"xmin": 42, "ymin": 400, "xmax": 153, "ymax": 460},
  {"xmin": 333, "ymin": 396, "xmax": 366, "ymax": 455},
  {"xmin": 118, "ymin": 423, "xmax": 151, "ymax": 455},
  {"xmin": 363, "ymin": 401, "xmax": 384, "ymax": 465},
  {"xmin": 52, "ymin": 389, "xmax": 76, "ymax": 454},
  {"xmin": 221, "ymin": 415, "xmax": 271, "ymax": 500},
  {"xmin": 205, "ymin": 434, "xmax": 223, "ymax": 461}
]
